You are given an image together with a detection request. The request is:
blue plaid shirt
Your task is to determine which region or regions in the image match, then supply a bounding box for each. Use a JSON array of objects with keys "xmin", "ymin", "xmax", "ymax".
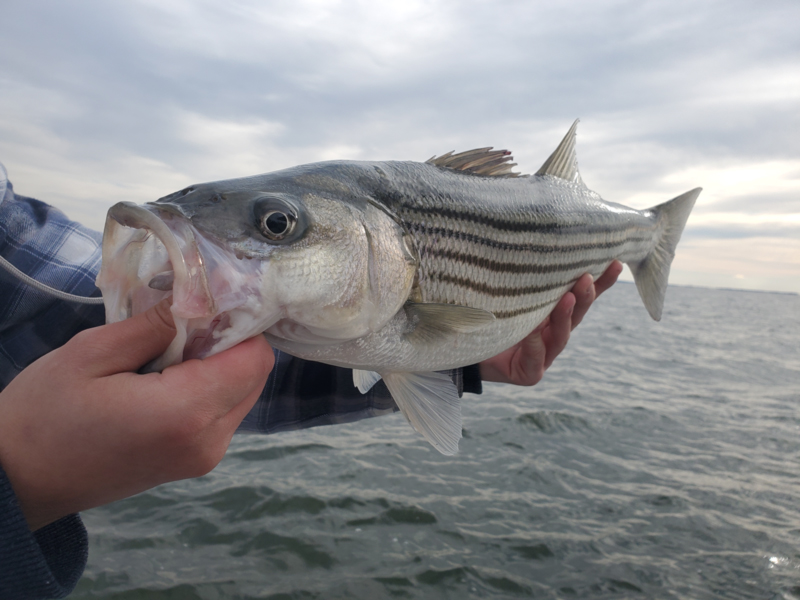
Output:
[{"xmin": 0, "ymin": 163, "xmax": 480, "ymax": 433}]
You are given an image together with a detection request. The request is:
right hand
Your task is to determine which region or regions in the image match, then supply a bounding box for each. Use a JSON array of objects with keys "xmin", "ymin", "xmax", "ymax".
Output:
[
  {"xmin": 0, "ymin": 300, "xmax": 274, "ymax": 531},
  {"xmin": 479, "ymin": 261, "xmax": 623, "ymax": 385}
]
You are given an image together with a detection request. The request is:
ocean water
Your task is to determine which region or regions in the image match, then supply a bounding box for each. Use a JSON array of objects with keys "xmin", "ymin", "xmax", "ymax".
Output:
[{"xmin": 70, "ymin": 283, "xmax": 800, "ymax": 599}]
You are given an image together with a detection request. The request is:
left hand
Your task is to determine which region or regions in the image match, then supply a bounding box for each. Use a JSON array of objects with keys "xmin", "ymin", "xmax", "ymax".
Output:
[
  {"xmin": 0, "ymin": 300, "xmax": 274, "ymax": 531},
  {"xmin": 479, "ymin": 261, "xmax": 623, "ymax": 385}
]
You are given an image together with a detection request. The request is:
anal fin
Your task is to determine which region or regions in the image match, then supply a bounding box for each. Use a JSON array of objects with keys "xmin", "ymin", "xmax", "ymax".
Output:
[{"xmin": 382, "ymin": 371, "xmax": 462, "ymax": 456}]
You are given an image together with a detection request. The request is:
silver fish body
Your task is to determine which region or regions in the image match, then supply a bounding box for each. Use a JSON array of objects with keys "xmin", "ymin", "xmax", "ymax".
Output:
[
  {"xmin": 269, "ymin": 159, "xmax": 691, "ymax": 372},
  {"xmin": 96, "ymin": 121, "xmax": 700, "ymax": 454}
]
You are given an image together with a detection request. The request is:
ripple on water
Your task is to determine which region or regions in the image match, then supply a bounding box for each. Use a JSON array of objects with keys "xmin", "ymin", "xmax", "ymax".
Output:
[
  {"xmin": 231, "ymin": 530, "xmax": 336, "ymax": 569},
  {"xmin": 347, "ymin": 504, "xmax": 437, "ymax": 527},
  {"xmin": 516, "ymin": 411, "xmax": 592, "ymax": 434},
  {"xmin": 177, "ymin": 517, "xmax": 248, "ymax": 547},
  {"xmin": 510, "ymin": 543, "xmax": 555, "ymax": 560},
  {"xmin": 415, "ymin": 565, "xmax": 535, "ymax": 596},
  {"xmin": 75, "ymin": 582, "xmax": 242, "ymax": 599},
  {"xmin": 199, "ymin": 486, "xmax": 330, "ymax": 520},
  {"xmin": 231, "ymin": 442, "xmax": 333, "ymax": 462},
  {"xmin": 104, "ymin": 492, "xmax": 179, "ymax": 522}
]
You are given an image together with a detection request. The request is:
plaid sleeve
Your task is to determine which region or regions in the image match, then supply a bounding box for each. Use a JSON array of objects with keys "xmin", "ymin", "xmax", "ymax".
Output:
[{"xmin": 0, "ymin": 166, "xmax": 106, "ymax": 388}]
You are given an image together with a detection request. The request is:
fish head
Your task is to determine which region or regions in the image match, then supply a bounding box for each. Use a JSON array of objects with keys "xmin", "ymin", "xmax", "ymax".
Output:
[{"xmin": 96, "ymin": 166, "xmax": 418, "ymax": 371}]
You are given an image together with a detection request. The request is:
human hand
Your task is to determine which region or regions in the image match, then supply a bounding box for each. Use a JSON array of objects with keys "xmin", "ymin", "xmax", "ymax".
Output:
[
  {"xmin": 479, "ymin": 261, "xmax": 623, "ymax": 385},
  {"xmin": 0, "ymin": 301, "xmax": 274, "ymax": 531}
]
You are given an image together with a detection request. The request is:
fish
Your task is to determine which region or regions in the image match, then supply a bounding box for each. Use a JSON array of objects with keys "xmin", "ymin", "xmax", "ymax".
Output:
[{"xmin": 96, "ymin": 120, "xmax": 700, "ymax": 454}]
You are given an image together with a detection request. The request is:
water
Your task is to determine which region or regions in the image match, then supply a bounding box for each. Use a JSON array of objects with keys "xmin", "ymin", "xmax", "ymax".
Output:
[{"xmin": 70, "ymin": 284, "xmax": 800, "ymax": 599}]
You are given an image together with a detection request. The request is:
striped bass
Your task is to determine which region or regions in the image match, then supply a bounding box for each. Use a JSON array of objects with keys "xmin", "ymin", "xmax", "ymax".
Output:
[{"xmin": 96, "ymin": 121, "xmax": 700, "ymax": 454}]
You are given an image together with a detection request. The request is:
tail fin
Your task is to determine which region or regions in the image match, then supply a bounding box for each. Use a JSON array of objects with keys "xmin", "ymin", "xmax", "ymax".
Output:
[{"xmin": 630, "ymin": 188, "xmax": 701, "ymax": 321}]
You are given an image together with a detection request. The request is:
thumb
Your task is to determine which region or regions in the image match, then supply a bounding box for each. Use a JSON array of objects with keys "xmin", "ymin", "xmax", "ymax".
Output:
[{"xmin": 75, "ymin": 300, "xmax": 179, "ymax": 377}]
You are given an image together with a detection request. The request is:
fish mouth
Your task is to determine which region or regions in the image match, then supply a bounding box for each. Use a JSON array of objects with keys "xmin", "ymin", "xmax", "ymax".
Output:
[{"xmin": 96, "ymin": 202, "xmax": 276, "ymax": 372}]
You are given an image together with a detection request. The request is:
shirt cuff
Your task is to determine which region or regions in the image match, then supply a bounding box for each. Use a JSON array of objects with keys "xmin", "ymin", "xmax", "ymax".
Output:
[
  {"xmin": 462, "ymin": 364, "xmax": 483, "ymax": 395},
  {"xmin": 0, "ymin": 462, "xmax": 87, "ymax": 599}
]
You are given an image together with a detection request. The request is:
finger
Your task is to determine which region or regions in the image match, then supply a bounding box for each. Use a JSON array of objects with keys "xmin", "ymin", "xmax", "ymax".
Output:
[
  {"xmin": 164, "ymin": 334, "xmax": 274, "ymax": 420},
  {"xmin": 543, "ymin": 292, "xmax": 575, "ymax": 369},
  {"xmin": 594, "ymin": 260, "xmax": 623, "ymax": 298},
  {"xmin": 72, "ymin": 300, "xmax": 177, "ymax": 377},
  {"xmin": 511, "ymin": 328, "xmax": 547, "ymax": 385},
  {"xmin": 531, "ymin": 315, "xmax": 550, "ymax": 335},
  {"xmin": 215, "ymin": 337, "xmax": 275, "ymax": 427},
  {"xmin": 221, "ymin": 377, "xmax": 268, "ymax": 429},
  {"xmin": 570, "ymin": 273, "xmax": 596, "ymax": 330}
]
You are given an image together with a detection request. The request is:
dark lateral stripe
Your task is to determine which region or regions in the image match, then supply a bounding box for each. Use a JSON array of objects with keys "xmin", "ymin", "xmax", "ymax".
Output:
[
  {"xmin": 398, "ymin": 202, "xmax": 640, "ymax": 236},
  {"xmin": 494, "ymin": 301, "xmax": 556, "ymax": 320},
  {"xmin": 429, "ymin": 272, "xmax": 575, "ymax": 297},
  {"xmin": 406, "ymin": 222, "xmax": 650, "ymax": 254},
  {"xmin": 425, "ymin": 248, "xmax": 617, "ymax": 275}
]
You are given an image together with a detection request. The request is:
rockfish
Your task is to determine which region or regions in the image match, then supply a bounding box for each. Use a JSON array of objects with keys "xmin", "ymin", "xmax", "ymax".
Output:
[{"xmin": 96, "ymin": 121, "xmax": 700, "ymax": 454}]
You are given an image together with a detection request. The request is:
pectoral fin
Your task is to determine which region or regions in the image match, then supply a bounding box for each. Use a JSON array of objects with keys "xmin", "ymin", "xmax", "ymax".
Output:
[
  {"xmin": 404, "ymin": 302, "xmax": 495, "ymax": 345},
  {"xmin": 353, "ymin": 369, "xmax": 382, "ymax": 393},
  {"xmin": 382, "ymin": 371, "xmax": 462, "ymax": 455}
]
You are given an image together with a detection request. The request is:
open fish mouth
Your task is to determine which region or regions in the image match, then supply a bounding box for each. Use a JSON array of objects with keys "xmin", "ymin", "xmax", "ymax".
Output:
[{"xmin": 96, "ymin": 202, "xmax": 276, "ymax": 372}]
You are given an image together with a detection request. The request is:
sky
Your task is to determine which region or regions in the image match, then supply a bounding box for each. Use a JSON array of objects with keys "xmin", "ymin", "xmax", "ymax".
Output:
[{"xmin": 1, "ymin": 0, "xmax": 798, "ymax": 293}]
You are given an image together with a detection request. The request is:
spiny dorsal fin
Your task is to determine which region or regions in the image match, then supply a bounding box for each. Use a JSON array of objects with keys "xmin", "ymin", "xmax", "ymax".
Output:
[
  {"xmin": 535, "ymin": 119, "xmax": 583, "ymax": 185},
  {"xmin": 426, "ymin": 147, "xmax": 524, "ymax": 178}
]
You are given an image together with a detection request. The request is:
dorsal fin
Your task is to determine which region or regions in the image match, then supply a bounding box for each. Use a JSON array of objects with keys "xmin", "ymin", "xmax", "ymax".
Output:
[
  {"xmin": 426, "ymin": 147, "xmax": 524, "ymax": 178},
  {"xmin": 535, "ymin": 119, "xmax": 583, "ymax": 185}
]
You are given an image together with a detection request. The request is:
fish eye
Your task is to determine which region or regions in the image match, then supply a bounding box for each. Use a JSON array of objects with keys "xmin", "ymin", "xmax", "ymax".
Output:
[
  {"xmin": 261, "ymin": 210, "xmax": 294, "ymax": 239},
  {"xmin": 253, "ymin": 195, "xmax": 307, "ymax": 244}
]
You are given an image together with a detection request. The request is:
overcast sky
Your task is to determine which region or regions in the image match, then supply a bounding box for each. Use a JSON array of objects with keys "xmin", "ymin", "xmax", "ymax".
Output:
[{"xmin": 2, "ymin": 0, "xmax": 798, "ymax": 293}]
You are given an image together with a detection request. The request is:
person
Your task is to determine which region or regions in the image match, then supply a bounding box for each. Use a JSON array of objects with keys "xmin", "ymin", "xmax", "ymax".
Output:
[{"xmin": 0, "ymin": 162, "xmax": 621, "ymax": 599}]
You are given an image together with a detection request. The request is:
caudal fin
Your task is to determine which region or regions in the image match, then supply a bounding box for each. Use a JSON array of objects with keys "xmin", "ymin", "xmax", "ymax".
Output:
[{"xmin": 630, "ymin": 188, "xmax": 701, "ymax": 321}]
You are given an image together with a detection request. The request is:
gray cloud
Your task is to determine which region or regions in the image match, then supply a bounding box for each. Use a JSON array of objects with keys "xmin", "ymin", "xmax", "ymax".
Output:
[
  {"xmin": 702, "ymin": 192, "xmax": 800, "ymax": 216},
  {"xmin": 5, "ymin": 1, "xmax": 799, "ymax": 155}
]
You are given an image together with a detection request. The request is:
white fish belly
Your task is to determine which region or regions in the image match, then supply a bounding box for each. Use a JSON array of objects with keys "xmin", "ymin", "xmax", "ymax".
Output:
[{"xmin": 267, "ymin": 254, "xmax": 635, "ymax": 373}]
